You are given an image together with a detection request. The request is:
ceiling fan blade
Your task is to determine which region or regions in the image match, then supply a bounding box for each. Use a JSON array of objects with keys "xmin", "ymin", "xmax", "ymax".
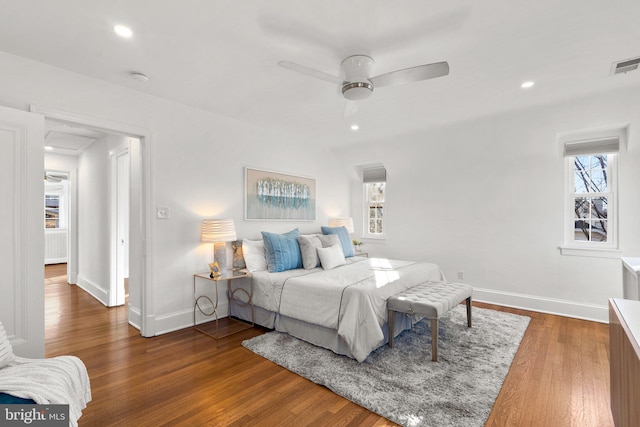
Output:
[
  {"xmin": 47, "ymin": 173, "xmax": 68, "ymax": 180},
  {"xmin": 370, "ymin": 61, "xmax": 449, "ymax": 88},
  {"xmin": 278, "ymin": 60, "xmax": 342, "ymax": 84}
]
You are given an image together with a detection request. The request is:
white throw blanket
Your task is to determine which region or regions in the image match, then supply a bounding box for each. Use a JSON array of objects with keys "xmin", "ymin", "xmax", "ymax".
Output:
[{"xmin": 0, "ymin": 355, "xmax": 91, "ymax": 427}]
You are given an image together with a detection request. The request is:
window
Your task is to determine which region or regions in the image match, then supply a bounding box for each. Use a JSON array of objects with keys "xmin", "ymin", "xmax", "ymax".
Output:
[
  {"xmin": 363, "ymin": 166, "xmax": 386, "ymax": 238},
  {"xmin": 45, "ymin": 195, "xmax": 60, "ymax": 229},
  {"xmin": 562, "ymin": 134, "xmax": 620, "ymax": 256},
  {"xmin": 366, "ymin": 182, "xmax": 385, "ymax": 235},
  {"xmin": 44, "ymin": 174, "xmax": 69, "ymax": 229},
  {"xmin": 571, "ymin": 154, "xmax": 611, "ymax": 243}
]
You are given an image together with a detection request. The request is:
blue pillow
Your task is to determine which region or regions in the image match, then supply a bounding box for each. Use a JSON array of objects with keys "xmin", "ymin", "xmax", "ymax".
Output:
[
  {"xmin": 0, "ymin": 393, "xmax": 36, "ymax": 404},
  {"xmin": 261, "ymin": 229, "xmax": 302, "ymax": 272},
  {"xmin": 321, "ymin": 226, "xmax": 355, "ymax": 257}
]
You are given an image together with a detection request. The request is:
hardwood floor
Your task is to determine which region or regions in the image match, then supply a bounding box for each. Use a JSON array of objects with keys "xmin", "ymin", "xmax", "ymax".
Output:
[{"xmin": 45, "ymin": 264, "xmax": 614, "ymax": 426}]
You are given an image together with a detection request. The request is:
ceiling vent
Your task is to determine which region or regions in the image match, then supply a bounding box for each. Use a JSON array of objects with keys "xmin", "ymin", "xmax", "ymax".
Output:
[{"xmin": 611, "ymin": 56, "xmax": 640, "ymax": 75}]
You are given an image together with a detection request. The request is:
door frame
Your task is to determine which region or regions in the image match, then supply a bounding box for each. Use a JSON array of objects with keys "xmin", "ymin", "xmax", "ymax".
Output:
[
  {"xmin": 31, "ymin": 105, "xmax": 155, "ymax": 337},
  {"xmin": 0, "ymin": 105, "xmax": 45, "ymax": 357},
  {"xmin": 109, "ymin": 144, "xmax": 129, "ymax": 307}
]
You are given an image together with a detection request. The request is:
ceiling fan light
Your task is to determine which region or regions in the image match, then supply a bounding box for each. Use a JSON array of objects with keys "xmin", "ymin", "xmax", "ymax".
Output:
[{"xmin": 342, "ymin": 82, "xmax": 373, "ymax": 100}]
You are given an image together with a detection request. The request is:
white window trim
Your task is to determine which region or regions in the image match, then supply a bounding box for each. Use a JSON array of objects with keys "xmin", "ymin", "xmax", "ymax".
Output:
[
  {"xmin": 559, "ymin": 246, "xmax": 622, "ymax": 258},
  {"xmin": 559, "ymin": 126, "xmax": 624, "ymax": 258},
  {"xmin": 363, "ymin": 182, "xmax": 387, "ymax": 239}
]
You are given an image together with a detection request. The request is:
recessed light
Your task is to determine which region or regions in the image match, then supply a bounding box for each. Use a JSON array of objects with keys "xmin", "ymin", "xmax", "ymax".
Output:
[
  {"xmin": 114, "ymin": 25, "xmax": 133, "ymax": 38},
  {"xmin": 521, "ymin": 81, "xmax": 535, "ymax": 89},
  {"xmin": 350, "ymin": 124, "xmax": 359, "ymax": 131},
  {"xmin": 44, "ymin": 146, "xmax": 53, "ymax": 151}
]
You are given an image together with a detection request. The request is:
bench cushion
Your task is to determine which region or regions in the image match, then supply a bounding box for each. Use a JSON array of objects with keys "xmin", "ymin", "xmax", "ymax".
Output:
[{"xmin": 388, "ymin": 281, "xmax": 473, "ymax": 318}]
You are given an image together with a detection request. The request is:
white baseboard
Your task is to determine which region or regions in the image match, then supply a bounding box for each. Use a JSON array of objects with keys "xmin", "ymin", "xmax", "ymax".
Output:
[
  {"xmin": 154, "ymin": 301, "xmax": 229, "ymax": 336},
  {"xmin": 473, "ymin": 287, "xmax": 608, "ymax": 323},
  {"xmin": 128, "ymin": 305, "xmax": 141, "ymax": 331},
  {"xmin": 45, "ymin": 257, "xmax": 67, "ymax": 265},
  {"xmin": 149, "ymin": 288, "xmax": 608, "ymax": 337},
  {"xmin": 76, "ymin": 275, "xmax": 108, "ymax": 306}
]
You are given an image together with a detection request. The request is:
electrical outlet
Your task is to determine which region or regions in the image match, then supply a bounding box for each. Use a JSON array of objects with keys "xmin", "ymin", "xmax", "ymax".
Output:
[
  {"xmin": 156, "ymin": 207, "xmax": 171, "ymax": 219},
  {"xmin": 457, "ymin": 271, "xmax": 465, "ymax": 280}
]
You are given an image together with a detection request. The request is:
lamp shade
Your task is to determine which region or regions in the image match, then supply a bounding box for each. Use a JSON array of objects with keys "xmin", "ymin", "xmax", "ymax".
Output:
[
  {"xmin": 329, "ymin": 217, "xmax": 354, "ymax": 233},
  {"xmin": 200, "ymin": 219, "xmax": 237, "ymax": 242}
]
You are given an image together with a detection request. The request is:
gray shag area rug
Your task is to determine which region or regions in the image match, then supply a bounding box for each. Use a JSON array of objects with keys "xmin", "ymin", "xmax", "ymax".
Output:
[{"xmin": 242, "ymin": 305, "xmax": 530, "ymax": 427}]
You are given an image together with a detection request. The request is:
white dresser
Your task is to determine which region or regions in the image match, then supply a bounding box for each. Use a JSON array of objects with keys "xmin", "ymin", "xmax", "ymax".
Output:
[{"xmin": 622, "ymin": 257, "xmax": 640, "ymax": 300}]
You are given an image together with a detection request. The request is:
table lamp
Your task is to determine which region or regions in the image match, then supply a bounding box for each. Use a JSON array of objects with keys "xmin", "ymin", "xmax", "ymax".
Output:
[
  {"xmin": 200, "ymin": 219, "xmax": 237, "ymax": 276},
  {"xmin": 329, "ymin": 217, "xmax": 354, "ymax": 233}
]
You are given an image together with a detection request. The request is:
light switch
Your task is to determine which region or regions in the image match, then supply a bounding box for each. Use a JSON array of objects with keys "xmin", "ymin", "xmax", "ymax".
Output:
[{"xmin": 156, "ymin": 207, "xmax": 171, "ymax": 219}]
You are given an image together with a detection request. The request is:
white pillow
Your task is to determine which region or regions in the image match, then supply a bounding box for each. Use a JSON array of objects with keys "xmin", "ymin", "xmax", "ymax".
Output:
[
  {"xmin": 317, "ymin": 244, "xmax": 346, "ymax": 270},
  {"xmin": 242, "ymin": 239, "xmax": 268, "ymax": 272},
  {"xmin": 0, "ymin": 321, "xmax": 15, "ymax": 368}
]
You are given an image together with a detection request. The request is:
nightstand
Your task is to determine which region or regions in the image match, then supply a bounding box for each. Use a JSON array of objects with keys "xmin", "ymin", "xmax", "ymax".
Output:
[
  {"xmin": 193, "ymin": 270, "xmax": 254, "ymax": 339},
  {"xmin": 355, "ymin": 251, "xmax": 369, "ymax": 258}
]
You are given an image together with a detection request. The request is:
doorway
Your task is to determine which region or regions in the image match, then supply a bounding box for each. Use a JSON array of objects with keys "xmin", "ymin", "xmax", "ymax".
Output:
[{"xmin": 34, "ymin": 105, "xmax": 154, "ymax": 337}]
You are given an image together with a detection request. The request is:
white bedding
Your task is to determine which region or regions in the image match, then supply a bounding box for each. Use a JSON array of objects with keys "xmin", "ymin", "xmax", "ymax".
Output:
[{"xmin": 249, "ymin": 257, "xmax": 443, "ymax": 362}]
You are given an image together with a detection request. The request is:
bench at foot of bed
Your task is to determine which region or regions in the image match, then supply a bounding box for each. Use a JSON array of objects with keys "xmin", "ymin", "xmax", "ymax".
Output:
[{"xmin": 387, "ymin": 281, "xmax": 473, "ymax": 361}]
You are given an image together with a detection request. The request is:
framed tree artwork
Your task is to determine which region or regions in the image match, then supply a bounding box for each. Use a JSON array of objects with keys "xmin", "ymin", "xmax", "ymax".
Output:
[{"xmin": 244, "ymin": 167, "xmax": 316, "ymax": 221}]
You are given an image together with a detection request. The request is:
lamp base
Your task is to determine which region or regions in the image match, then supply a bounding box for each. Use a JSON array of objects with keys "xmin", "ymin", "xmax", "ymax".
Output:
[{"xmin": 213, "ymin": 242, "xmax": 227, "ymax": 273}]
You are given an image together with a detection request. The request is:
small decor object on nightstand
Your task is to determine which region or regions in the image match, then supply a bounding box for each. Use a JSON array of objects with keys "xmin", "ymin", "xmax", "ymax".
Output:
[
  {"xmin": 352, "ymin": 239, "xmax": 368, "ymax": 257},
  {"xmin": 208, "ymin": 261, "xmax": 221, "ymax": 278}
]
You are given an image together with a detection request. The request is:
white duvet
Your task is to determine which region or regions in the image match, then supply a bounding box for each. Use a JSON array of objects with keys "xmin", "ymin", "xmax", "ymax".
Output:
[{"xmin": 252, "ymin": 257, "xmax": 443, "ymax": 362}]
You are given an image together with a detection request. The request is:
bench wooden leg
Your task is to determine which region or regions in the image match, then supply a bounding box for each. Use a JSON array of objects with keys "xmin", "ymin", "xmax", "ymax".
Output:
[
  {"xmin": 388, "ymin": 309, "xmax": 395, "ymax": 348},
  {"xmin": 431, "ymin": 318, "xmax": 438, "ymax": 362},
  {"xmin": 466, "ymin": 297, "xmax": 472, "ymax": 328}
]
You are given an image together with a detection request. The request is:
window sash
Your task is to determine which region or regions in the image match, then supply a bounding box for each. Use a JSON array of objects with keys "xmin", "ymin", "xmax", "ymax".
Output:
[
  {"xmin": 364, "ymin": 182, "xmax": 385, "ymax": 237},
  {"xmin": 565, "ymin": 154, "xmax": 616, "ymax": 249},
  {"xmin": 367, "ymin": 202, "xmax": 384, "ymax": 235},
  {"xmin": 45, "ymin": 195, "xmax": 61, "ymax": 229}
]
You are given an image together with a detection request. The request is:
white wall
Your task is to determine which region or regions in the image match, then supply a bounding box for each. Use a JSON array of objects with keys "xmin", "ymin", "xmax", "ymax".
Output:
[
  {"xmin": 337, "ymin": 84, "xmax": 640, "ymax": 322},
  {"xmin": 0, "ymin": 51, "xmax": 351, "ymax": 335},
  {"xmin": 75, "ymin": 134, "xmax": 131, "ymax": 305},
  {"xmin": 45, "ymin": 153, "xmax": 77, "ymax": 173},
  {"xmin": 74, "ymin": 135, "xmax": 122, "ymax": 303}
]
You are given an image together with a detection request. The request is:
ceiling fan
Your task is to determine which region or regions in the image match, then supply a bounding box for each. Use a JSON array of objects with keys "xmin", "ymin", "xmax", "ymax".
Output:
[
  {"xmin": 278, "ymin": 55, "xmax": 449, "ymax": 102},
  {"xmin": 44, "ymin": 172, "xmax": 68, "ymax": 183}
]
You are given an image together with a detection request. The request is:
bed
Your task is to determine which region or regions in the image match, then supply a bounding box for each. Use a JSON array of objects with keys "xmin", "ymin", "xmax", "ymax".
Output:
[{"xmin": 231, "ymin": 254, "xmax": 444, "ymax": 362}]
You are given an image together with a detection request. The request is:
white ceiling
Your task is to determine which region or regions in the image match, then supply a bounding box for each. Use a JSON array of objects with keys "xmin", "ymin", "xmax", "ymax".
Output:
[
  {"xmin": 1, "ymin": 1, "xmax": 640, "ymax": 146},
  {"xmin": 44, "ymin": 119, "xmax": 105, "ymax": 155}
]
